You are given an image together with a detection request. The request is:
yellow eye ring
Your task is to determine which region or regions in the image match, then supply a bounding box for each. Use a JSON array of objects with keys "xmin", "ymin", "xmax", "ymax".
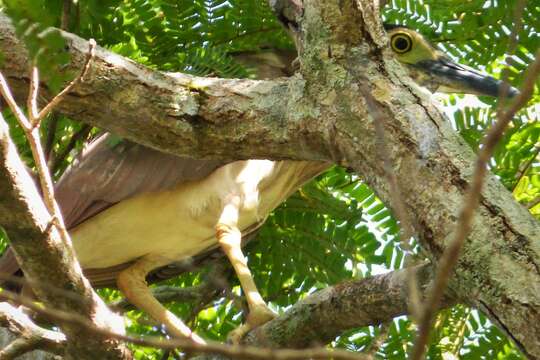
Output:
[{"xmin": 391, "ymin": 33, "xmax": 413, "ymax": 53}]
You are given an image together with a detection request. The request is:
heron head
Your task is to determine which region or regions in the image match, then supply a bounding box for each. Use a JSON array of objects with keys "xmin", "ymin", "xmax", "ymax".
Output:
[{"xmin": 386, "ymin": 25, "xmax": 519, "ymax": 98}]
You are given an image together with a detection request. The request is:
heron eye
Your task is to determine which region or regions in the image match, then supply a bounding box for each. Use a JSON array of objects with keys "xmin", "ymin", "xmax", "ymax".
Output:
[{"xmin": 391, "ymin": 33, "xmax": 412, "ymax": 53}]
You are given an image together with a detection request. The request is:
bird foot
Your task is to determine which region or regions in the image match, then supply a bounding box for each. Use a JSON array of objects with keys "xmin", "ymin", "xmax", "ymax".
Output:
[{"xmin": 228, "ymin": 304, "xmax": 277, "ymax": 344}]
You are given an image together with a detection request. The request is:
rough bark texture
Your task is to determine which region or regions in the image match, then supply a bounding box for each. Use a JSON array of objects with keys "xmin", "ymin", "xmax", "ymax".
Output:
[
  {"xmin": 244, "ymin": 264, "xmax": 448, "ymax": 348},
  {"xmin": 0, "ymin": 0, "xmax": 538, "ymax": 357},
  {"xmin": 0, "ymin": 13, "xmax": 326, "ymax": 163},
  {"xmin": 192, "ymin": 264, "xmax": 450, "ymax": 360},
  {"xmin": 275, "ymin": 2, "xmax": 540, "ymax": 357},
  {"xmin": 0, "ymin": 302, "xmax": 65, "ymax": 358},
  {"xmin": 0, "ymin": 328, "xmax": 60, "ymax": 360},
  {"xmin": 0, "ymin": 109, "xmax": 130, "ymax": 357}
]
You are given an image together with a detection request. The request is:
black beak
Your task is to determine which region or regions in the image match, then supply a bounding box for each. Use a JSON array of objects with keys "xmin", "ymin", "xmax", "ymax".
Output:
[{"xmin": 415, "ymin": 57, "xmax": 520, "ymax": 98}]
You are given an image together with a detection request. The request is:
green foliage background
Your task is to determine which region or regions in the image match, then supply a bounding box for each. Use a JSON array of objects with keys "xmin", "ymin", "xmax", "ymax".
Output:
[{"xmin": 0, "ymin": 0, "xmax": 538, "ymax": 359}]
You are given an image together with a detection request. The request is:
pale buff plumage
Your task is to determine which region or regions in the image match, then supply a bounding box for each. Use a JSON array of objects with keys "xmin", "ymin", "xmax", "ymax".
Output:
[{"xmin": 72, "ymin": 159, "xmax": 329, "ymax": 271}]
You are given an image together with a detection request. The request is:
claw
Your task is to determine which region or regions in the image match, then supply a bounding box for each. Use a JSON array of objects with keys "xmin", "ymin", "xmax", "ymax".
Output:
[{"xmin": 228, "ymin": 304, "xmax": 277, "ymax": 344}]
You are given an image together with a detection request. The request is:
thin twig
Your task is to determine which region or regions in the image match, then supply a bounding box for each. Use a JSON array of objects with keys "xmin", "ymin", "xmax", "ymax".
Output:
[
  {"xmin": 0, "ymin": 72, "xmax": 55, "ymax": 215},
  {"xmin": 50, "ymin": 124, "xmax": 92, "ymax": 173},
  {"xmin": 0, "ymin": 302, "xmax": 66, "ymax": 359},
  {"xmin": 511, "ymin": 146, "xmax": 539, "ymax": 192},
  {"xmin": 27, "ymin": 67, "xmax": 40, "ymax": 124},
  {"xmin": 0, "ymin": 290, "xmax": 368, "ymax": 360},
  {"xmin": 527, "ymin": 196, "xmax": 540, "ymax": 210},
  {"xmin": 61, "ymin": 0, "xmax": 72, "ymax": 30},
  {"xmin": 0, "ymin": 39, "xmax": 96, "ymax": 245},
  {"xmin": 496, "ymin": 0, "xmax": 526, "ymax": 108},
  {"xmin": 365, "ymin": 322, "xmax": 391, "ymax": 358},
  {"xmin": 44, "ymin": 114, "xmax": 59, "ymax": 165},
  {"xmin": 1, "ymin": 72, "xmax": 63, "ymax": 232},
  {"xmin": 410, "ymin": 48, "xmax": 540, "ymax": 360},
  {"xmin": 0, "ymin": 73, "xmax": 31, "ymax": 129},
  {"xmin": 35, "ymin": 39, "xmax": 96, "ymax": 123}
]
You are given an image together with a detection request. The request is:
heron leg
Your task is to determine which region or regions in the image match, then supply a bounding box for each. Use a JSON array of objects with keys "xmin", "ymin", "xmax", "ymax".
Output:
[
  {"xmin": 217, "ymin": 200, "xmax": 276, "ymax": 343},
  {"xmin": 117, "ymin": 257, "xmax": 206, "ymax": 344}
]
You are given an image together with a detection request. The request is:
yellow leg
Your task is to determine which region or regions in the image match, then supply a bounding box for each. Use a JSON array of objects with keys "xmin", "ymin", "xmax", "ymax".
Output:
[
  {"xmin": 117, "ymin": 257, "xmax": 205, "ymax": 344},
  {"xmin": 217, "ymin": 200, "xmax": 276, "ymax": 343}
]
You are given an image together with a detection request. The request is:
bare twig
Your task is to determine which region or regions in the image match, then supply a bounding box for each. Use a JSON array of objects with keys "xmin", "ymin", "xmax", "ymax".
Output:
[
  {"xmin": 496, "ymin": 0, "xmax": 526, "ymax": 107},
  {"xmin": 365, "ymin": 323, "xmax": 391, "ymax": 359},
  {"xmin": 410, "ymin": 47, "xmax": 540, "ymax": 360},
  {"xmin": 61, "ymin": 0, "xmax": 72, "ymax": 30},
  {"xmin": 0, "ymin": 72, "xmax": 66, "ymax": 248},
  {"xmin": 526, "ymin": 196, "xmax": 540, "ymax": 210},
  {"xmin": 0, "ymin": 39, "xmax": 96, "ymax": 234},
  {"xmin": 35, "ymin": 39, "xmax": 95, "ymax": 124},
  {"xmin": 44, "ymin": 0, "xmax": 72, "ymax": 166},
  {"xmin": 0, "ymin": 73, "xmax": 30, "ymax": 128},
  {"xmin": 0, "ymin": 302, "xmax": 66, "ymax": 359},
  {"xmin": 50, "ymin": 124, "xmax": 92, "ymax": 173},
  {"xmin": 44, "ymin": 114, "xmax": 59, "ymax": 164},
  {"xmin": 0, "ymin": 290, "xmax": 368, "ymax": 360},
  {"xmin": 27, "ymin": 67, "xmax": 40, "ymax": 124},
  {"xmin": 511, "ymin": 145, "xmax": 539, "ymax": 192}
]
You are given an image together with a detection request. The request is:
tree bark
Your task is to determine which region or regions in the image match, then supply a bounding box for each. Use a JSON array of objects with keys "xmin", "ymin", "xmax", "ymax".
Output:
[
  {"xmin": 0, "ymin": 328, "xmax": 60, "ymax": 360},
  {"xmin": 243, "ymin": 263, "xmax": 451, "ymax": 349},
  {"xmin": 192, "ymin": 264, "xmax": 449, "ymax": 360},
  {"xmin": 0, "ymin": 0, "xmax": 538, "ymax": 358},
  {"xmin": 0, "ymin": 302, "xmax": 65, "ymax": 359},
  {"xmin": 0, "ymin": 83, "xmax": 130, "ymax": 358}
]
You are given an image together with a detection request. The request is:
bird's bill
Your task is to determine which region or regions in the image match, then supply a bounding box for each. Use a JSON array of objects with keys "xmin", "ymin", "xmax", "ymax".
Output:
[{"xmin": 415, "ymin": 57, "xmax": 519, "ymax": 98}]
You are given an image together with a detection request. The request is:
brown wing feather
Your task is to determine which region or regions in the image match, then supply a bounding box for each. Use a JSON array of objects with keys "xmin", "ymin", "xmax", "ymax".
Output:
[{"xmin": 57, "ymin": 133, "xmax": 225, "ymax": 229}]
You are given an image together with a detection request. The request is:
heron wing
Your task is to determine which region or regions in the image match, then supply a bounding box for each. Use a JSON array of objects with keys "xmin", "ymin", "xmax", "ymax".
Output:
[{"xmin": 56, "ymin": 133, "xmax": 225, "ymax": 229}]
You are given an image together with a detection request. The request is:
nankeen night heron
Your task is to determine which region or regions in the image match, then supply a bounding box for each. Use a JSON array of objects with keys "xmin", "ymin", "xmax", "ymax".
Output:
[{"xmin": 0, "ymin": 26, "xmax": 518, "ymax": 343}]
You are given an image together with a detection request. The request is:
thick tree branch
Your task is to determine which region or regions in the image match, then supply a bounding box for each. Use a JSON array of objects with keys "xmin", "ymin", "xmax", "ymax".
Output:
[
  {"xmin": 244, "ymin": 264, "xmax": 449, "ymax": 348},
  {"xmin": 0, "ymin": 13, "xmax": 326, "ymax": 163},
  {"xmin": 192, "ymin": 264, "xmax": 452, "ymax": 360}
]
